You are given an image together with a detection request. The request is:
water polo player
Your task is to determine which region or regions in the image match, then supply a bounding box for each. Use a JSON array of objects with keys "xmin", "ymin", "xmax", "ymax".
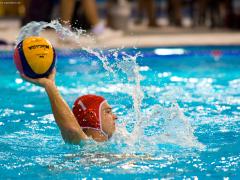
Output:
[{"xmin": 20, "ymin": 69, "xmax": 118, "ymax": 144}]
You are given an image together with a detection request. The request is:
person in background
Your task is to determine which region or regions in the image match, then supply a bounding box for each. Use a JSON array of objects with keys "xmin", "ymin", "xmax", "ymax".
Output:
[
  {"xmin": 168, "ymin": 0, "xmax": 182, "ymax": 26},
  {"xmin": 61, "ymin": 0, "xmax": 123, "ymax": 41},
  {"xmin": 22, "ymin": 0, "xmax": 122, "ymax": 41},
  {"xmin": 21, "ymin": 0, "xmax": 55, "ymax": 26},
  {"xmin": 194, "ymin": 0, "xmax": 236, "ymax": 28},
  {"xmin": 135, "ymin": 0, "xmax": 159, "ymax": 27}
]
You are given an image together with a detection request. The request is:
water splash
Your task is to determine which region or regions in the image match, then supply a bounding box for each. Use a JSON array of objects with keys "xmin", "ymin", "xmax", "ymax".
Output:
[
  {"xmin": 81, "ymin": 47, "xmax": 115, "ymax": 74},
  {"xmin": 16, "ymin": 20, "xmax": 204, "ymax": 150},
  {"xmin": 146, "ymin": 103, "xmax": 205, "ymax": 149},
  {"xmin": 115, "ymin": 51, "xmax": 144, "ymax": 138},
  {"xmin": 16, "ymin": 20, "xmax": 85, "ymax": 45},
  {"xmin": 85, "ymin": 49, "xmax": 204, "ymax": 150},
  {"xmin": 85, "ymin": 48, "xmax": 144, "ymax": 140}
]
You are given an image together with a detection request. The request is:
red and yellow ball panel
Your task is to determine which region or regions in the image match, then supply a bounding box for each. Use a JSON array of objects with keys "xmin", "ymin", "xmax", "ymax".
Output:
[{"xmin": 14, "ymin": 36, "xmax": 56, "ymax": 78}]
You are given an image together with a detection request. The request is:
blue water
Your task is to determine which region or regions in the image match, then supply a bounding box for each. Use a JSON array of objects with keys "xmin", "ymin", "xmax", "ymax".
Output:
[{"xmin": 0, "ymin": 46, "xmax": 240, "ymax": 179}]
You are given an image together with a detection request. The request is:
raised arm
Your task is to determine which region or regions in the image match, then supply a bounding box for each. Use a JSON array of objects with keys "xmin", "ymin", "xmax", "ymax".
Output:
[{"xmin": 21, "ymin": 69, "xmax": 88, "ymax": 144}]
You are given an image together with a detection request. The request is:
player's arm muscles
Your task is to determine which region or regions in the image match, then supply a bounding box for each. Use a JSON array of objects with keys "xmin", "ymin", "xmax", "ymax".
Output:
[{"xmin": 45, "ymin": 81, "xmax": 88, "ymax": 144}]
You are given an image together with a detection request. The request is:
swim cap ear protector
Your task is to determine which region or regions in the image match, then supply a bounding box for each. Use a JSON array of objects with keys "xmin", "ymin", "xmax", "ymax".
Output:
[{"xmin": 72, "ymin": 94, "xmax": 108, "ymax": 136}]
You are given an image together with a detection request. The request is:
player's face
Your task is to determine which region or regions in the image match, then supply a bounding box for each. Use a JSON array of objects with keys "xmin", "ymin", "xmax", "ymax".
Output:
[{"xmin": 101, "ymin": 102, "xmax": 117, "ymax": 138}]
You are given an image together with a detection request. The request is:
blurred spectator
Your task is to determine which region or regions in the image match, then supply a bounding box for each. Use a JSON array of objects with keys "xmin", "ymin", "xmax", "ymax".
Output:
[
  {"xmin": 61, "ymin": 0, "xmax": 123, "ymax": 40},
  {"xmin": 2, "ymin": 0, "xmax": 239, "ymax": 30},
  {"xmin": 206, "ymin": 0, "xmax": 227, "ymax": 28},
  {"xmin": 106, "ymin": 0, "xmax": 131, "ymax": 30},
  {"xmin": 135, "ymin": 0, "xmax": 158, "ymax": 27},
  {"xmin": 64, "ymin": 0, "xmax": 99, "ymax": 30},
  {"xmin": 168, "ymin": 0, "xmax": 182, "ymax": 26},
  {"xmin": 21, "ymin": 0, "xmax": 123, "ymax": 40},
  {"xmin": 22, "ymin": 0, "xmax": 55, "ymax": 26},
  {"xmin": 168, "ymin": 0, "xmax": 239, "ymax": 28},
  {"xmin": 193, "ymin": 0, "xmax": 207, "ymax": 27},
  {"xmin": 193, "ymin": 0, "xmax": 239, "ymax": 28},
  {"xmin": 227, "ymin": 0, "xmax": 240, "ymax": 29}
]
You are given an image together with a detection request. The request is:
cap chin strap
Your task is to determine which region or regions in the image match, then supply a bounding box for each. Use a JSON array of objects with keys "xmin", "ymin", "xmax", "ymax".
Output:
[
  {"xmin": 100, "ymin": 129, "xmax": 109, "ymax": 139},
  {"xmin": 99, "ymin": 100, "xmax": 109, "ymax": 139},
  {"xmin": 81, "ymin": 126, "xmax": 108, "ymax": 140}
]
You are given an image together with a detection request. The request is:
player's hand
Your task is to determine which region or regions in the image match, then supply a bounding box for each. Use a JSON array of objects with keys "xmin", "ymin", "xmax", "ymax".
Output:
[{"xmin": 20, "ymin": 68, "xmax": 56, "ymax": 87}]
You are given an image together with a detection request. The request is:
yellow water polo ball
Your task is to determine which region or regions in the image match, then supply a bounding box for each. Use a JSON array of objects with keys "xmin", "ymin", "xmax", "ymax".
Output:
[{"xmin": 14, "ymin": 36, "xmax": 56, "ymax": 78}]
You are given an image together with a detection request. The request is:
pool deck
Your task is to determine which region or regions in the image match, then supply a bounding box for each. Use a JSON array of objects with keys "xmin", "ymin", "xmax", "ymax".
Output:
[{"xmin": 0, "ymin": 19, "xmax": 240, "ymax": 50}]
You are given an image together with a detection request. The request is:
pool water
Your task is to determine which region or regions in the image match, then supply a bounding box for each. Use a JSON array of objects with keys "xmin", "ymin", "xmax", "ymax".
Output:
[{"xmin": 0, "ymin": 46, "xmax": 240, "ymax": 179}]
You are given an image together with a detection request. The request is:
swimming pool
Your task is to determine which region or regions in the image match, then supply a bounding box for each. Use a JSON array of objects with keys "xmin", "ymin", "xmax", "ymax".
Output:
[{"xmin": 0, "ymin": 46, "xmax": 240, "ymax": 179}]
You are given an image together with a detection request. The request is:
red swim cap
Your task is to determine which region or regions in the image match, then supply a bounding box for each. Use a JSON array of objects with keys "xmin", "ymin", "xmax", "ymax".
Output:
[{"xmin": 72, "ymin": 94, "xmax": 106, "ymax": 130}]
